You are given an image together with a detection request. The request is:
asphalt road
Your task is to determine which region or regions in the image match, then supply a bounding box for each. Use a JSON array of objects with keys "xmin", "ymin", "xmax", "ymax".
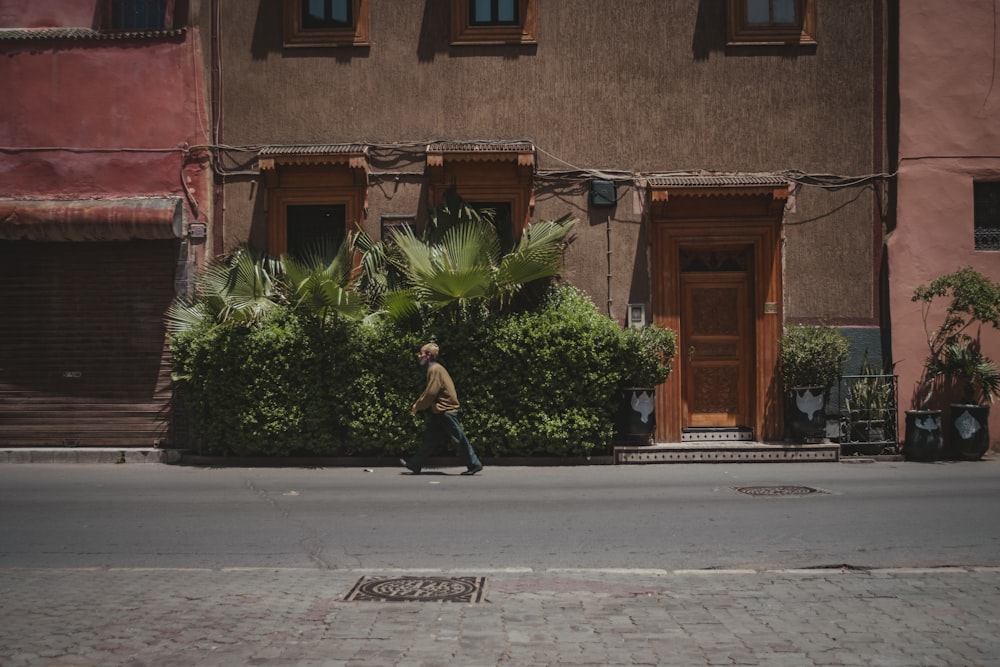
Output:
[{"xmin": 2, "ymin": 459, "xmax": 998, "ymax": 572}]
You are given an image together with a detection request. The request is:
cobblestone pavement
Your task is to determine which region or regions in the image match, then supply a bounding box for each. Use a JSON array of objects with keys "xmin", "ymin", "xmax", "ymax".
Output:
[{"xmin": 2, "ymin": 567, "xmax": 999, "ymax": 666}]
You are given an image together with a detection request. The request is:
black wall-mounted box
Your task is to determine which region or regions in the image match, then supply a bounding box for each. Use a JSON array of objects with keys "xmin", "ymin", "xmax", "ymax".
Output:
[{"xmin": 590, "ymin": 179, "xmax": 617, "ymax": 208}]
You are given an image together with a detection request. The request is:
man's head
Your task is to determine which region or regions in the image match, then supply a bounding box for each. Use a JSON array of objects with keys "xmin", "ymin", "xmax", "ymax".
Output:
[{"xmin": 418, "ymin": 343, "xmax": 439, "ymax": 365}]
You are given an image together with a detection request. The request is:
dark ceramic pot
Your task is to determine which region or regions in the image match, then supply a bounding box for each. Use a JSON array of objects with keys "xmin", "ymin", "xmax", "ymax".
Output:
[
  {"xmin": 904, "ymin": 409, "xmax": 943, "ymax": 462},
  {"xmin": 615, "ymin": 387, "xmax": 656, "ymax": 446},
  {"xmin": 786, "ymin": 386, "xmax": 827, "ymax": 443},
  {"xmin": 948, "ymin": 403, "xmax": 990, "ymax": 461}
]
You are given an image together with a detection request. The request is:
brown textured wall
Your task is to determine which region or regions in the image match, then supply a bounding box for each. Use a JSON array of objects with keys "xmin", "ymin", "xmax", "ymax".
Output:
[{"xmin": 214, "ymin": 0, "xmax": 883, "ymax": 323}]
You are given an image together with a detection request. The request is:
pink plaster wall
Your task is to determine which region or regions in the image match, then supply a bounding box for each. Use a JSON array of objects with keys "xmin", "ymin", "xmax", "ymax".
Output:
[
  {"xmin": 0, "ymin": 1, "xmax": 97, "ymax": 28},
  {"xmin": 0, "ymin": 3, "xmax": 211, "ymax": 221},
  {"xmin": 889, "ymin": 0, "xmax": 1000, "ymax": 450}
]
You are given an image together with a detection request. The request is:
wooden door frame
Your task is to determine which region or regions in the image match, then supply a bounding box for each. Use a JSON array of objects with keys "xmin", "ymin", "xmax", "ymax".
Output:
[{"xmin": 649, "ymin": 188, "xmax": 786, "ymax": 442}]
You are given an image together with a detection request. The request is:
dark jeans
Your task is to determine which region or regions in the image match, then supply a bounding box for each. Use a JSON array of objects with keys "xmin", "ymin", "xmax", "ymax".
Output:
[{"xmin": 408, "ymin": 411, "xmax": 482, "ymax": 469}]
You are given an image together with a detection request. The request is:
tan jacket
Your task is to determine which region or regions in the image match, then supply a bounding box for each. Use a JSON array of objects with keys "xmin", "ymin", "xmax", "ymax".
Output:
[{"xmin": 414, "ymin": 362, "xmax": 461, "ymax": 414}]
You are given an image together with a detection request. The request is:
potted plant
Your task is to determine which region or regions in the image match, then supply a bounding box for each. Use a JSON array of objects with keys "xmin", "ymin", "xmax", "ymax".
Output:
[
  {"xmin": 779, "ymin": 323, "xmax": 849, "ymax": 443},
  {"xmin": 910, "ymin": 267, "xmax": 1000, "ymax": 461},
  {"xmin": 927, "ymin": 340, "xmax": 999, "ymax": 459},
  {"xmin": 842, "ymin": 354, "xmax": 897, "ymax": 456},
  {"xmin": 615, "ymin": 323, "xmax": 677, "ymax": 445}
]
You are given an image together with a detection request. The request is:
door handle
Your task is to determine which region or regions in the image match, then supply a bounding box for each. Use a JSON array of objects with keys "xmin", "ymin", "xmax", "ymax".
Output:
[{"xmin": 688, "ymin": 345, "xmax": 696, "ymax": 362}]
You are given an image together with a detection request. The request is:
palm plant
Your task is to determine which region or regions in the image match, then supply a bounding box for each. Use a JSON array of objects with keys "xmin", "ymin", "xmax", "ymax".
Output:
[
  {"xmin": 912, "ymin": 267, "xmax": 1000, "ymax": 408},
  {"xmin": 926, "ymin": 340, "xmax": 1000, "ymax": 405},
  {"xmin": 166, "ymin": 246, "xmax": 284, "ymax": 334},
  {"xmin": 166, "ymin": 237, "xmax": 369, "ymax": 335},
  {"xmin": 354, "ymin": 189, "xmax": 577, "ymax": 324},
  {"xmin": 282, "ymin": 234, "xmax": 368, "ymax": 324}
]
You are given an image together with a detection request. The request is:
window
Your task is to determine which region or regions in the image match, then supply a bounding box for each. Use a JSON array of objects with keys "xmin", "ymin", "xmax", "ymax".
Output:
[
  {"xmin": 974, "ymin": 182, "xmax": 1000, "ymax": 251},
  {"xmin": 471, "ymin": 202, "xmax": 515, "ymax": 255},
  {"xmin": 727, "ymin": 0, "xmax": 816, "ymax": 46},
  {"xmin": 426, "ymin": 142, "xmax": 535, "ymax": 241},
  {"xmin": 381, "ymin": 215, "xmax": 415, "ymax": 244},
  {"xmin": 451, "ymin": 0, "xmax": 537, "ymax": 45},
  {"xmin": 286, "ymin": 204, "xmax": 347, "ymax": 260},
  {"xmin": 284, "ymin": 0, "xmax": 369, "ymax": 47},
  {"xmin": 104, "ymin": 0, "xmax": 178, "ymax": 31},
  {"xmin": 470, "ymin": 0, "xmax": 518, "ymax": 26},
  {"xmin": 259, "ymin": 146, "xmax": 368, "ymax": 257}
]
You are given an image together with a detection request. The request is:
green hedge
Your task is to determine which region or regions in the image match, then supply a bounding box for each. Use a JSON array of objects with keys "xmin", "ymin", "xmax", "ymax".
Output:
[
  {"xmin": 425, "ymin": 286, "xmax": 623, "ymax": 458},
  {"xmin": 171, "ymin": 311, "xmax": 357, "ymax": 456},
  {"xmin": 171, "ymin": 286, "xmax": 671, "ymax": 458}
]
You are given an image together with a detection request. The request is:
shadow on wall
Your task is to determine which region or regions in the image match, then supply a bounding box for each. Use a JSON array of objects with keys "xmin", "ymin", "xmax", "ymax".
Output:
[
  {"xmin": 251, "ymin": 1, "xmax": 370, "ymax": 62},
  {"xmin": 692, "ymin": 0, "xmax": 726, "ymax": 61},
  {"xmin": 629, "ymin": 214, "xmax": 650, "ymax": 311},
  {"xmin": 691, "ymin": 0, "xmax": 815, "ymax": 61},
  {"xmin": 418, "ymin": 0, "xmax": 537, "ymax": 62}
]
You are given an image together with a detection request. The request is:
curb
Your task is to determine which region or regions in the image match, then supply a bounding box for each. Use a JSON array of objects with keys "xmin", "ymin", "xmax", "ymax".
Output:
[{"xmin": 0, "ymin": 448, "xmax": 181, "ymax": 465}]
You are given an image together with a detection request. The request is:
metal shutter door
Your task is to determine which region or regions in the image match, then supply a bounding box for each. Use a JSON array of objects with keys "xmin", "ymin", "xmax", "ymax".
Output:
[{"xmin": 0, "ymin": 240, "xmax": 179, "ymax": 447}]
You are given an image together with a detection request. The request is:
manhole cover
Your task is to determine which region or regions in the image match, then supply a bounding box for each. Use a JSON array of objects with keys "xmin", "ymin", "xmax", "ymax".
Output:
[
  {"xmin": 343, "ymin": 576, "xmax": 487, "ymax": 603},
  {"xmin": 735, "ymin": 485, "xmax": 820, "ymax": 496}
]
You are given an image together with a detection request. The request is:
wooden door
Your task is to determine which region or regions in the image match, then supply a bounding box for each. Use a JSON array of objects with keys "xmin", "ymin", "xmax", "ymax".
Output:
[{"xmin": 681, "ymin": 272, "xmax": 752, "ymax": 428}]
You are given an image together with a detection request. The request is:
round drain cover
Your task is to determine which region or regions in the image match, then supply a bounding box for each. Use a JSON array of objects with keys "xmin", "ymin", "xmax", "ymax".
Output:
[{"xmin": 736, "ymin": 485, "xmax": 819, "ymax": 496}]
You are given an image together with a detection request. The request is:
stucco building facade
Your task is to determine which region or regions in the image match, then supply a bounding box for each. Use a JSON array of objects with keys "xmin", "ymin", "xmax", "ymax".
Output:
[
  {"xmin": 0, "ymin": 0, "xmax": 212, "ymax": 446},
  {"xmin": 207, "ymin": 0, "xmax": 890, "ymax": 444},
  {"xmin": 1, "ymin": 0, "xmax": 894, "ymax": 448},
  {"xmin": 889, "ymin": 0, "xmax": 1000, "ymax": 451}
]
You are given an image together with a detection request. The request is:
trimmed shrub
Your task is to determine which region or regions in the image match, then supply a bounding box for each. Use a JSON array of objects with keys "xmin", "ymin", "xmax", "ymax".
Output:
[
  {"xmin": 172, "ymin": 310, "xmax": 356, "ymax": 456},
  {"xmin": 170, "ymin": 285, "xmax": 674, "ymax": 458},
  {"xmin": 348, "ymin": 319, "xmax": 425, "ymax": 456},
  {"xmin": 424, "ymin": 286, "xmax": 623, "ymax": 458}
]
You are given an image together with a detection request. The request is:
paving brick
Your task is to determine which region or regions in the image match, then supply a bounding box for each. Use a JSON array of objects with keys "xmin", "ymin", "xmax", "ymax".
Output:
[{"xmin": 2, "ymin": 568, "xmax": 1000, "ymax": 666}]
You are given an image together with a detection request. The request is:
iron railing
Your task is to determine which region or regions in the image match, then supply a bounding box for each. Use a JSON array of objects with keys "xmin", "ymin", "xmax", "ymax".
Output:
[{"xmin": 837, "ymin": 373, "xmax": 899, "ymax": 455}]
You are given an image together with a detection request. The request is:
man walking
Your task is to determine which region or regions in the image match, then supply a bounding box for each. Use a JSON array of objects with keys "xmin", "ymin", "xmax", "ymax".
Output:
[{"xmin": 401, "ymin": 343, "xmax": 484, "ymax": 476}]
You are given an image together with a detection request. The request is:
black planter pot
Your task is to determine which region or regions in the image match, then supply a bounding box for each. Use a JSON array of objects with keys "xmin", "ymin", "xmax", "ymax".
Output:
[
  {"xmin": 904, "ymin": 409, "xmax": 943, "ymax": 461},
  {"xmin": 948, "ymin": 403, "xmax": 991, "ymax": 461},
  {"xmin": 615, "ymin": 387, "xmax": 656, "ymax": 446},
  {"xmin": 786, "ymin": 386, "xmax": 827, "ymax": 443}
]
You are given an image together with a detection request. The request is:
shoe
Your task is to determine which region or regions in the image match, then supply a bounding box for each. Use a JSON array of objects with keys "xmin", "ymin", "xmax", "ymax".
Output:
[
  {"xmin": 460, "ymin": 464, "xmax": 483, "ymax": 476},
  {"xmin": 400, "ymin": 458, "xmax": 421, "ymax": 474}
]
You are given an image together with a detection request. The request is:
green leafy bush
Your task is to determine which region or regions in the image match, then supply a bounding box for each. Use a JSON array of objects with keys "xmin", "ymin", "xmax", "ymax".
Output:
[
  {"xmin": 172, "ymin": 310, "xmax": 356, "ymax": 456},
  {"xmin": 779, "ymin": 323, "xmax": 849, "ymax": 390},
  {"xmin": 424, "ymin": 286, "xmax": 624, "ymax": 458},
  {"xmin": 912, "ymin": 267, "xmax": 1000, "ymax": 407},
  {"xmin": 347, "ymin": 319, "xmax": 425, "ymax": 455},
  {"xmin": 170, "ymin": 285, "xmax": 675, "ymax": 458},
  {"xmin": 617, "ymin": 323, "xmax": 677, "ymax": 388}
]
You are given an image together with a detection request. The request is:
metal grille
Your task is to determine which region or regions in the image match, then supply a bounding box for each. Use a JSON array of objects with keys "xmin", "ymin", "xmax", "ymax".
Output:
[
  {"xmin": 343, "ymin": 577, "xmax": 487, "ymax": 603},
  {"xmin": 735, "ymin": 486, "xmax": 820, "ymax": 496},
  {"xmin": 975, "ymin": 226, "xmax": 1000, "ymax": 251},
  {"xmin": 838, "ymin": 373, "xmax": 898, "ymax": 455},
  {"xmin": 0, "ymin": 240, "xmax": 178, "ymax": 447}
]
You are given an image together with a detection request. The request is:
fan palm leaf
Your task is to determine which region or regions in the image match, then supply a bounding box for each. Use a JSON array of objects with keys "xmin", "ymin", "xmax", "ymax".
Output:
[
  {"xmin": 283, "ymin": 235, "xmax": 367, "ymax": 322},
  {"xmin": 393, "ymin": 221, "xmax": 497, "ymax": 305},
  {"xmin": 166, "ymin": 247, "xmax": 283, "ymax": 334},
  {"xmin": 495, "ymin": 216, "xmax": 576, "ymax": 292}
]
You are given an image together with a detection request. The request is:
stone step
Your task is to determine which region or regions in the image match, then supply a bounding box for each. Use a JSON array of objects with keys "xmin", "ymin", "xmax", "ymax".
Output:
[
  {"xmin": 681, "ymin": 428, "xmax": 755, "ymax": 442},
  {"xmin": 614, "ymin": 442, "xmax": 841, "ymax": 464}
]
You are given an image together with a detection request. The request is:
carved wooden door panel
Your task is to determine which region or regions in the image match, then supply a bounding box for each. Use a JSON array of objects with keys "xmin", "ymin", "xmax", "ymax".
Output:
[{"xmin": 681, "ymin": 272, "xmax": 752, "ymax": 428}]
